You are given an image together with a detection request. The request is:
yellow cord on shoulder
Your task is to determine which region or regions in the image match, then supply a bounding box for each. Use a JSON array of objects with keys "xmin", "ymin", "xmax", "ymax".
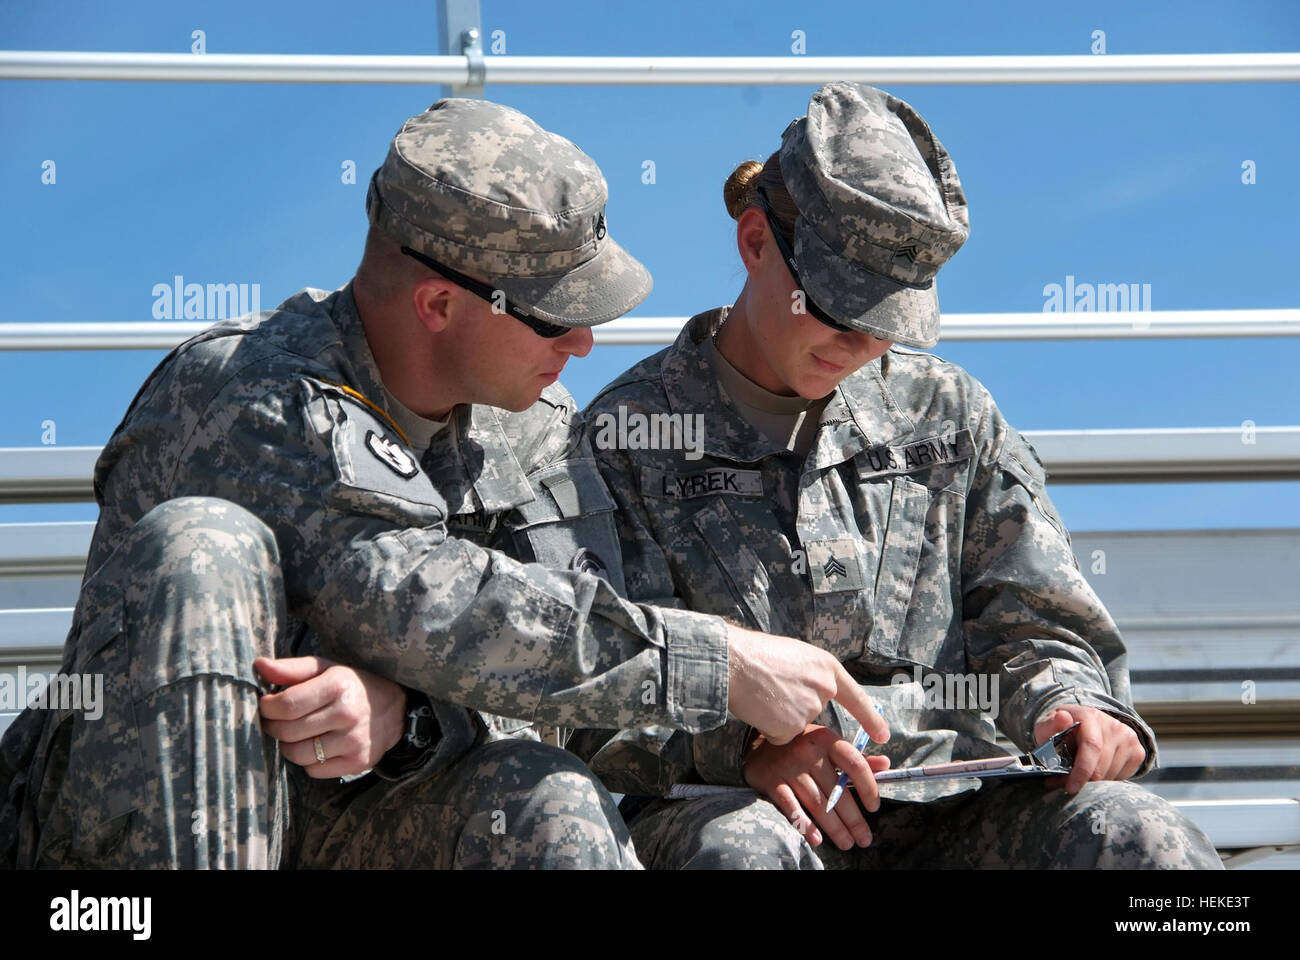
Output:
[{"xmin": 316, "ymin": 377, "xmax": 411, "ymax": 447}]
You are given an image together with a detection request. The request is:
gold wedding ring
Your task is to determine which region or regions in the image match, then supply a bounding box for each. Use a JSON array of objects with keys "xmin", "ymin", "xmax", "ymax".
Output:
[{"xmin": 313, "ymin": 737, "xmax": 327, "ymax": 765}]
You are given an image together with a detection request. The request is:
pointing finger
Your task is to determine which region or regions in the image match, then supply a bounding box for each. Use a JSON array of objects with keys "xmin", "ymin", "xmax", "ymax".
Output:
[{"xmin": 830, "ymin": 663, "xmax": 889, "ymax": 743}]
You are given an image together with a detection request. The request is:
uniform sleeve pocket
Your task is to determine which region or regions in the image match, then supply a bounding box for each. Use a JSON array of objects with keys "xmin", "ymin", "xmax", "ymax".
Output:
[
  {"xmin": 310, "ymin": 379, "xmax": 448, "ymax": 529},
  {"xmin": 1001, "ymin": 448, "xmax": 1071, "ymax": 546},
  {"xmin": 512, "ymin": 459, "xmax": 626, "ymax": 595}
]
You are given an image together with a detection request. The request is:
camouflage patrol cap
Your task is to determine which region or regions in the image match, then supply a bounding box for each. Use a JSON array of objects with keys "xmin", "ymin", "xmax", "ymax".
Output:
[
  {"xmin": 366, "ymin": 98, "xmax": 651, "ymax": 326},
  {"xmin": 778, "ymin": 82, "xmax": 969, "ymax": 348}
]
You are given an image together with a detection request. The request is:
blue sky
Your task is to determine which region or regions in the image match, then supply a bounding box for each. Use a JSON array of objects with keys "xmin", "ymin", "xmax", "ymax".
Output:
[{"xmin": 1, "ymin": 0, "xmax": 1297, "ymax": 531}]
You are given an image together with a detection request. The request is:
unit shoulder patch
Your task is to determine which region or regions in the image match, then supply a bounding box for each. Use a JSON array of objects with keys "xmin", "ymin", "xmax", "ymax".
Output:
[{"xmin": 365, "ymin": 429, "xmax": 419, "ymax": 479}]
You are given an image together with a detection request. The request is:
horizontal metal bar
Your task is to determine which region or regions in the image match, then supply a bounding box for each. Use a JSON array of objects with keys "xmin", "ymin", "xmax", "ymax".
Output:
[
  {"xmin": 1135, "ymin": 683, "xmax": 1300, "ymax": 705},
  {"xmin": 1150, "ymin": 783, "xmax": 1300, "ymax": 807},
  {"xmin": 932, "ymin": 309, "xmax": 1300, "ymax": 342},
  {"xmin": 596, "ymin": 317, "xmax": 693, "ymax": 347},
  {"xmin": 1148, "ymin": 766, "xmax": 1300, "ymax": 784},
  {"xmin": 1171, "ymin": 798, "xmax": 1300, "ymax": 848},
  {"xmin": 1133, "ymin": 668, "xmax": 1300, "ymax": 683},
  {"xmin": 1159, "ymin": 738, "xmax": 1300, "ymax": 769},
  {"xmin": 1028, "ymin": 427, "xmax": 1300, "ymax": 483},
  {"xmin": 0, "ymin": 608, "xmax": 72, "ymax": 660},
  {"xmin": 0, "ymin": 447, "xmax": 101, "ymax": 503},
  {"xmin": 3, "ymin": 309, "xmax": 1298, "ymax": 351},
  {"xmin": 1125, "ymin": 638, "xmax": 1300, "ymax": 674},
  {"xmin": 1117, "ymin": 615, "xmax": 1300, "ymax": 631},
  {"xmin": 0, "ymin": 51, "xmax": 470, "ymax": 85},
  {"xmin": 3, "ymin": 51, "xmax": 1299, "ymax": 85},
  {"xmin": 485, "ymin": 53, "xmax": 1300, "ymax": 86},
  {"xmin": 1221, "ymin": 845, "xmax": 1299, "ymax": 868},
  {"xmin": 0, "ymin": 321, "xmax": 210, "ymax": 351},
  {"xmin": 598, "ymin": 310, "xmax": 1300, "ymax": 345},
  {"xmin": 0, "ymin": 522, "xmax": 93, "ymax": 577}
]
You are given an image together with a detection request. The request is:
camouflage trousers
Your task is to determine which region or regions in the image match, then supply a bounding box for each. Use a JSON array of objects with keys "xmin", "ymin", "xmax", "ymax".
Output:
[
  {"xmin": 625, "ymin": 779, "xmax": 1224, "ymax": 869},
  {"xmin": 0, "ymin": 497, "xmax": 638, "ymax": 869}
]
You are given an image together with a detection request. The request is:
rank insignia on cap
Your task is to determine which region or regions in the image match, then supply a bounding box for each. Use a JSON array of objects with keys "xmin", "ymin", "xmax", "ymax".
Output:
[
  {"xmin": 822, "ymin": 556, "xmax": 848, "ymax": 579},
  {"xmin": 894, "ymin": 243, "xmax": 919, "ymax": 264},
  {"xmin": 365, "ymin": 429, "xmax": 418, "ymax": 478},
  {"xmin": 571, "ymin": 547, "xmax": 609, "ymax": 580}
]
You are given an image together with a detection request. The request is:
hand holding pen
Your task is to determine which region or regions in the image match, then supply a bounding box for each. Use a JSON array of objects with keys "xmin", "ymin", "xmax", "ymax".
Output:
[
  {"xmin": 826, "ymin": 703, "xmax": 886, "ymax": 813},
  {"xmin": 742, "ymin": 706, "xmax": 890, "ymax": 851}
]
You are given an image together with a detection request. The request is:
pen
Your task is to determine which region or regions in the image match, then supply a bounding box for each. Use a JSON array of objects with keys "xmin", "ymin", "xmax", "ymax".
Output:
[{"xmin": 825, "ymin": 704, "xmax": 885, "ymax": 813}]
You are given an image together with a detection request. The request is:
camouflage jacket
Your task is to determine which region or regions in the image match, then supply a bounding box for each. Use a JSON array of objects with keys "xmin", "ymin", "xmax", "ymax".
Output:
[
  {"xmin": 77, "ymin": 285, "xmax": 730, "ymax": 773},
  {"xmin": 569, "ymin": 307, "xmax": 1157, "ymax": 803}
]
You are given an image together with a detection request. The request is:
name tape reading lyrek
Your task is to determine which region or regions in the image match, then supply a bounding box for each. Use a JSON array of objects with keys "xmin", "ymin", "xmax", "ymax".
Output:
[{"xmin": 641, "ymin": 466, "xmax": 764, "ymax": 500}]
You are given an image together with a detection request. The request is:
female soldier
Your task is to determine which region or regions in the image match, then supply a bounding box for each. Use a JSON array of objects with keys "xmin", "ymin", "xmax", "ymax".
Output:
[{"xmin": 570, "ymin": 82, "xmax": 1221, "ymax": 869}]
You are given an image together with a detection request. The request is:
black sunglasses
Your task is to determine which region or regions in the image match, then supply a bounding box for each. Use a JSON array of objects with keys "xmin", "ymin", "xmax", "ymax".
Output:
[
  {"xmin": 400, "ymin": 246, "xmax": 572, "ymax": 339},
  {"xmin": 754, "ymin": 187, "xmax": 859, "ymax": 334}
]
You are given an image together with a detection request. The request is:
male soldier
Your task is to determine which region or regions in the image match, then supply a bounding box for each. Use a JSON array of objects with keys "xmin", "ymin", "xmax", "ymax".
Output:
[{"xmin": 0, "ymin": 98, "xmax": 886, "ymax": 869}]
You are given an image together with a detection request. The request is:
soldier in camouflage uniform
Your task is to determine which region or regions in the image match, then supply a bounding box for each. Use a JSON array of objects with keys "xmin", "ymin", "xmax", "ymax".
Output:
[
  {"xmin": 569, "ymin": 83, "xmax": 1222, "ymax": 869},
  {"xmin": 0, "ymin": 98, "xmax": 883, "ymax": 869}
]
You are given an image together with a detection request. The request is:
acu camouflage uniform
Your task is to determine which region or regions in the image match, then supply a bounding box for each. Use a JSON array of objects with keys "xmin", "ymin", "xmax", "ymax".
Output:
[
  {"xmin": 570, "ymin": 80, "xmax": 1220, "ymax": 870},
  {"xmin": 0, "ymin": 98, "xmax": 732, "ymax": 869},
  {"xmin": 571, "ymin": 310, "xmax": 1221, "ymax": 869}
]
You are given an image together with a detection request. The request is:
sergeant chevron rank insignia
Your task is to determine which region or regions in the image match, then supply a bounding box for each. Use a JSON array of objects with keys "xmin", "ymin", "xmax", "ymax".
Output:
[
  {"xmin": 894, "ymin": 243, "xmax": 920, "ymax": 264},
  {"xmin": 822, "ymin": 556, "xmax": 848, "ymax": 579},
  {"xmin": 806, "ymin": 538, "xmax": 865, "ymax": 593},
  {"xmin": 365, "ymin": 429, "xmax": 418, "ymax": 478}
]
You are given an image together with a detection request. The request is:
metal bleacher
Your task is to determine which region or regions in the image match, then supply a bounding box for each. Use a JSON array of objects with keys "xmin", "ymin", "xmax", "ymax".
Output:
[{"xmin": 1, "ymin": 3, "xmax": 1298, "ymax": 868}]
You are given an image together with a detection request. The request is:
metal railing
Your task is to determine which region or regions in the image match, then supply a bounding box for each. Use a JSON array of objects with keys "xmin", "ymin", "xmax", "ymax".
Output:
[
  {"xmin": 1, "ymin": 37, "xmax": 1296, "ymax": 487},
  {"xmin": 3, "ymin": 50, "xmax": 1300, "ymax": 86},
  {"xmin": 2, "ymin": 308, "xmax": 1299, "ymax": 350}
]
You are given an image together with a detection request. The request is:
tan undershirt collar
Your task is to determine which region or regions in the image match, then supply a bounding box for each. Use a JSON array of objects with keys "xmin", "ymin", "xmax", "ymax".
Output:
[
  {"xmin": 703, "ymin": 336, "xmax": 830, "ymax": 455},
  {"xmin": 381, "ymin": 384, "xmax": 449, "ymax": 454}
]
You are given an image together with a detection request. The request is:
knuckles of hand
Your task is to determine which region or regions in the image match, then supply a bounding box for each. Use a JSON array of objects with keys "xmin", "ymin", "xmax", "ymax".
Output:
[{"xmin": 337, "ymin": 700, "xmax": 362, "ymax": 727}]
